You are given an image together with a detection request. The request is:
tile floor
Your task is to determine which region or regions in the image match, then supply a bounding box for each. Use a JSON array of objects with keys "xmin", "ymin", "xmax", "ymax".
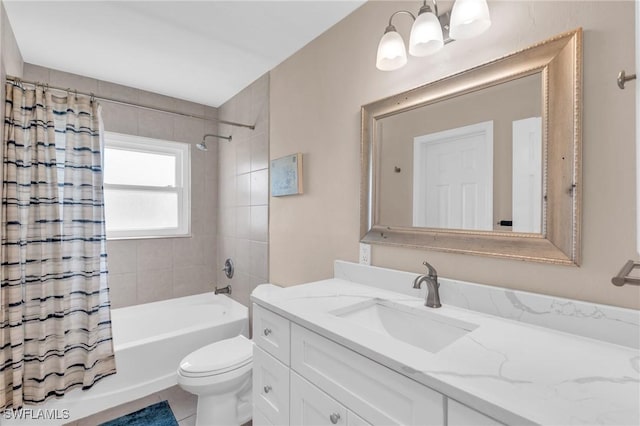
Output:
[{"xmin": 67, "ymin": 385, "xmax": 198, "ymax": 426}]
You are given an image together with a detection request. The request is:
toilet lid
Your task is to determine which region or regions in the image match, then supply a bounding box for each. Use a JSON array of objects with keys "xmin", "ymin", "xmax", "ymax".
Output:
[{"xmin": 179, "ymin": 335, "xmax": 253, "ymax": 377}]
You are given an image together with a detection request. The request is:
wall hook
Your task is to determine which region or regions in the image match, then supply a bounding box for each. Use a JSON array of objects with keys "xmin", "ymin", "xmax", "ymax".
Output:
[{"xmin": 617, "ymin": 70, "xmax": 636, "ymax": 89}]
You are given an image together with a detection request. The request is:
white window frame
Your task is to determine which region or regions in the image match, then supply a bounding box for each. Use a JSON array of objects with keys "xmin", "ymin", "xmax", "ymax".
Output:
[{"xmin": 103, "ymin": 132, "xmax": 191, "ymax": 239}]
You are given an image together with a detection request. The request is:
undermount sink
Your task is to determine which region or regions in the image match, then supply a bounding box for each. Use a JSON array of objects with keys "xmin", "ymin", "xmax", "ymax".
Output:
[{"xmin": 331, "ymin": 299, "xmax": 478, "ymax": 353}]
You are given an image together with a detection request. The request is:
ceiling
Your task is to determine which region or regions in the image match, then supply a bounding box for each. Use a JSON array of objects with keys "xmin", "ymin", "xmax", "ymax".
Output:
[{"xmin": 3, "ymin": 0, "xmax": 365, "ymax": 107}]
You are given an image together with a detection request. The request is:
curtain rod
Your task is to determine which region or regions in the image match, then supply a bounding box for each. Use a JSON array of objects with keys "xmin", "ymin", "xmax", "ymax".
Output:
[{"xmin": 5, "ymin": 75, "xmax": 255, "ymax": 130}]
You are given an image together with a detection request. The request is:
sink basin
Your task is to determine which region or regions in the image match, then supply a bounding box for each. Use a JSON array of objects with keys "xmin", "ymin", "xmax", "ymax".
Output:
[{"xmin": 331, "ymin": 299, "xmax": 478, "ymax": 353}]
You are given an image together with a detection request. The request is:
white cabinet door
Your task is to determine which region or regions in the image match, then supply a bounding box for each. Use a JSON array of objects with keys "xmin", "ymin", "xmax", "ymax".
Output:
[
  {"xmin": 253, "ymin": 346, "xmax": 290, "ymax": 426},
  {"xmin": 253, "ymin": 303, "xmax": 291, "ymax": 365},
  {"xmin": 448, "ymin": 399, "xmax": 504, "ymax": 426},
  {"xmin": 291, "ymin": 371, "xmax": 348, "ymax": 426}
]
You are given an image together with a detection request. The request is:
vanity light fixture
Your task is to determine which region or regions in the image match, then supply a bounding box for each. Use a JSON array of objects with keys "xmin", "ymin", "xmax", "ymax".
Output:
[{"xmin": 376, "ymin": 0, "xmax": 491, "ymax": 71}]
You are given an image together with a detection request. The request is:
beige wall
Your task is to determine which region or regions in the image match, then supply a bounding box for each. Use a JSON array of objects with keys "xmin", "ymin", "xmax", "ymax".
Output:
[
  {"xmin": 217, "ymin": 74, "xmax": 270, "ymax": 308},
  {"xmin": 22, "ymin": 64, "xmax": 220, "ymax": 308},
  {"xmin": 270, "ymin": 0, "xmax": 640, "ymax": 309}
]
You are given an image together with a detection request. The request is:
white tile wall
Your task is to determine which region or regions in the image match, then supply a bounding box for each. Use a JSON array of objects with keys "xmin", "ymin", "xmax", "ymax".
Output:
[
  {"xmin": 237, "ymin": 173, "xmax": 251, "ymax": 206},
  {"xmin": 236, "ymin": 140, "xmax": 252, "ymax": 175},
  {"xmin": 217, "ymin": 73, "xmax": 270, "ymax": 310},
  {"xmin": 251, "ymin": 205, "xmax": 269, "ymax": 242},
  {"xmin": 250, "ymin": 169, "xmax": 269, "ymax": 205}
]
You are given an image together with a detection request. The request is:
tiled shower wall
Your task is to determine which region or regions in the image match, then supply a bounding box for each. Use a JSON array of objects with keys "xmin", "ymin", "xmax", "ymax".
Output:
[
  {"xmin": 217, "ymin": 73, "xmax": 269, "ymax": 308},
  {"xmin": 22, "ymin": 64, "xmax": 220, "ymax": 308}
]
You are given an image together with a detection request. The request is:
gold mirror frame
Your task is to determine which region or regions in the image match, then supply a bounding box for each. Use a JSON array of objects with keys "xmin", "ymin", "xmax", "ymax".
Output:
[{"xmin": 360, "ymin": 29, "xmax": 582, "ymax": 265}]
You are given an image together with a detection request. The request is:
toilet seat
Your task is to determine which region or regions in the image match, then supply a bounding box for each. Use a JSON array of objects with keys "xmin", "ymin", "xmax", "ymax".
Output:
[{"xmin": 178, "ymin": 335, "xmax": 253, "ymax": 378}]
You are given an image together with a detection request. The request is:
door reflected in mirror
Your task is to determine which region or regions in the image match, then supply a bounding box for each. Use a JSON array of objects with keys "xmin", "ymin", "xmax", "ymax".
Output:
[{"xmin": 377, "ymin": 73, "xmax": 542, "ymax": 233}]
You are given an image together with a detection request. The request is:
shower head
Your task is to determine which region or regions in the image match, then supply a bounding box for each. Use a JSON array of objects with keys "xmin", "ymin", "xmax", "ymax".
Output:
[{"xmin": 197, "ymin": 133, "xmax": 232, "ymax": 152}]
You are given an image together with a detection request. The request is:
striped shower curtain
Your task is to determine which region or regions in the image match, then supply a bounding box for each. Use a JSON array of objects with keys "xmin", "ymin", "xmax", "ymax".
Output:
[{"xmin": 0, "ymin": 83, "xmax": 116, "ymax": 410}]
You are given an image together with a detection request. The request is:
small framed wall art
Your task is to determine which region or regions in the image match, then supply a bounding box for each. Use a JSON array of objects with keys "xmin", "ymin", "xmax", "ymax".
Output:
[{"xmin": 271, "ymin": 153, "xmax": 303, "ymax": 197}]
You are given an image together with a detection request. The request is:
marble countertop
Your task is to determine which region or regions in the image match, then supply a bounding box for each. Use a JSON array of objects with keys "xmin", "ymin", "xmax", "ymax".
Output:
[{"xmin": 251, "ymin": 279, "xmax": 640, "ymax": 426}]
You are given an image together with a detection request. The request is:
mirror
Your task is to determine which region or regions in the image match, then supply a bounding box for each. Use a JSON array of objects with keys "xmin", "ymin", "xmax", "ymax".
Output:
[
  {"xmin": 378, "ymin": 73, "xmax": 542, "ymax": 233},
  {"xmin": 361, "ymin": 29, "xmax": 582, "ymax": 265}
]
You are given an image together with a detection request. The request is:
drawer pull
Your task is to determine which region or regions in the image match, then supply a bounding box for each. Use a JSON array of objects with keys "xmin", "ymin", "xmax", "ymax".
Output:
[
  {"xmin": 263, "ymin": 385, "xmax": 272, "ymax": 393},
  {"xmin": 263, "ymin": 328, "xmax": 272, "ymax": 336},
  {"xmin": 329, "ymin": 413, "xmax": 341, "ymax": 424}
]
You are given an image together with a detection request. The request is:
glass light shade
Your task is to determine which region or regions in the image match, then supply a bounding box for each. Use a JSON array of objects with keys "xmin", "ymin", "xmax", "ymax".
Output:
[
  {"xmin": 376, "ymin": 30, "xmax": 408, "ymax": 71},
  {"xmin": 449, "ymin": 0, "xmax": 491, "ymax": 40},
  {"xmin": 409, "ymin": 11, "xmax": 444, "ymax": 56}
]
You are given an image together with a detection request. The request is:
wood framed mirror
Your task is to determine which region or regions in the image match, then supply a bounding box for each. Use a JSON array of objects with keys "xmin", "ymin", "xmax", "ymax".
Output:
[{"xmin": 360, "ymin": 29, "xmax": 582, "ymax": 265}]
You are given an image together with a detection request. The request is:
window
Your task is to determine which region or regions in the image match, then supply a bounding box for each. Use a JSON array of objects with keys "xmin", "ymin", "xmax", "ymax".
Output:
[{"xmin": 103, "ymin": 132, "xmax": 190, "ymax": 239}]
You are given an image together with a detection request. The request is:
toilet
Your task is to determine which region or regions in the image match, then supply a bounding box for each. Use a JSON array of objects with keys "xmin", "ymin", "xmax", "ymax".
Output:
[{"xmin": 177, "ymin": 335, "xmax": 253, "ymax": 426}]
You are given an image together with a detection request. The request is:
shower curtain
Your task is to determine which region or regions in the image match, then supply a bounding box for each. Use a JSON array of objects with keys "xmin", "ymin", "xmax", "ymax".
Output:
[{"xmin": 0, "ymin": 83, "xmax": 116, "ymax": 410}]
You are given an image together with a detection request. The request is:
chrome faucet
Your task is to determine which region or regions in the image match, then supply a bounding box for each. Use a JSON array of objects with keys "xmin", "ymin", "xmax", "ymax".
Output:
[
  {"xmin": 214, "ymin": 285, "xmax": 232, "ymax": 295},
  {"xmin": 412, "ymin": 261, "xmax": 441, "ymax": 308}
]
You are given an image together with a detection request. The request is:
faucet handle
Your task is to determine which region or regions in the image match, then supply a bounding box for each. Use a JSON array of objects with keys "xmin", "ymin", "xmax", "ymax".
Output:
[{"xmin": 422, "ymin": 260, "xmax": 438, "ymax": 278}]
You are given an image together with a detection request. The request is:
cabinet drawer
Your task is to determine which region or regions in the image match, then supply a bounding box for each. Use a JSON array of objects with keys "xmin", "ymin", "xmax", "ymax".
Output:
[
  {"xmin": 291, "ymin": 324, "xmax": 444, "ymax": 425},
  {"xmin": 291, "ymin": 371, "xmax": 348, "ymax": 426},
  {"xmin": 253, "ymin": 346, "xmax": 290, "ymax": 426},
  {"xmin": 253, "ymin": 303, "xmax": 291, "ymax": 365},
  {"xmin": 448, "ymin": 399, "xmax": 504, "ymax": 426}
]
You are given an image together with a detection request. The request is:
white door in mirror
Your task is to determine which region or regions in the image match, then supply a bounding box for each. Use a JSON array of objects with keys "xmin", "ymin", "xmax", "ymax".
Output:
[{"xmin": 413, "ymin": 121, "xmax": 493, "ymax": 230}]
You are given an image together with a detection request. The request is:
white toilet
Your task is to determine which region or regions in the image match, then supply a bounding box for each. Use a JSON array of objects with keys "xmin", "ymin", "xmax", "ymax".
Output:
[{"xmin": 177, "ymin": 335, "xmax": 253, "ymax": 426}]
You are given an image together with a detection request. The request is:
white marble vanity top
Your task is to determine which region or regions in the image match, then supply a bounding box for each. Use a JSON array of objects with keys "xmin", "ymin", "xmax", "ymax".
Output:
[{"xmin": 251, "ymin": 278, "xmax": 640, "ymax": 426}]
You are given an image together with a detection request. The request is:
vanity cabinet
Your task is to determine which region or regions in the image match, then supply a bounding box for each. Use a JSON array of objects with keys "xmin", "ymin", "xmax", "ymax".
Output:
[{"xmin": 252, "ymin": 303, "xmax": 499, "ymax": 426}]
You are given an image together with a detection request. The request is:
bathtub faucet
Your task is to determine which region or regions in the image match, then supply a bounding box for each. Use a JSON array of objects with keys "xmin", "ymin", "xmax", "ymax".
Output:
[{"xmin": 214, "ymin": 285, "xmax": 232, "ymax": 295}]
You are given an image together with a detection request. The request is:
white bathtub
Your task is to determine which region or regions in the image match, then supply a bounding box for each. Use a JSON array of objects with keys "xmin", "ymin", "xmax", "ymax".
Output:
[{"xmin": 5, "ymin": 293, "xmax": 248, "ymax": 425}]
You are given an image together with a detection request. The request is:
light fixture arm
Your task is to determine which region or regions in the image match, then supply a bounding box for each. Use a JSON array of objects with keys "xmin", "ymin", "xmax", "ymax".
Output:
[{"xmin": 386, "ymin": 10, "xmax": 416, "ymax": 31}]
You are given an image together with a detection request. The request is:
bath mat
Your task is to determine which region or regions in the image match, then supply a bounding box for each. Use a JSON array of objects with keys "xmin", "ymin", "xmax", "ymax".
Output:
[{"xmin": 98, "ymin": 400, "xmax": 178, "ymax": 426}]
